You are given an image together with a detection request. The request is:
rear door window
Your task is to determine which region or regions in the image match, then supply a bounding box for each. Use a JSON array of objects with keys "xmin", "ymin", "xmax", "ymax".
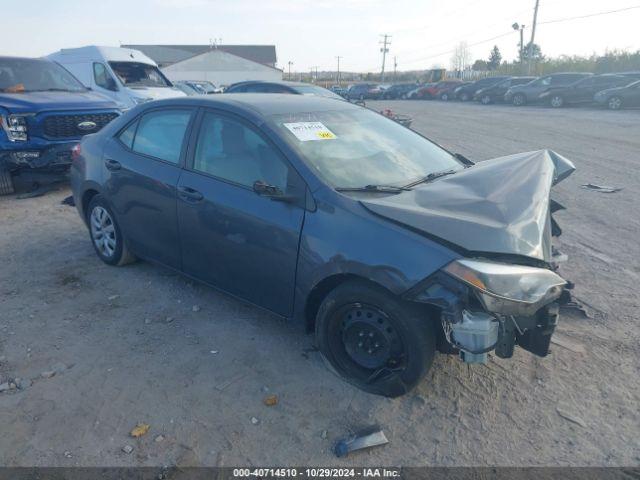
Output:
[{"xmin": 131, "ymin": 109, "xmax": 192, "ymax": 164}]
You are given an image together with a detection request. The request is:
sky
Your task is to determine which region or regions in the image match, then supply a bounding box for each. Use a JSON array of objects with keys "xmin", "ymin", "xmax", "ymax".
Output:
[{"xmin": 3, "ymin": 0, "xmax": 640, "ymax": 73}]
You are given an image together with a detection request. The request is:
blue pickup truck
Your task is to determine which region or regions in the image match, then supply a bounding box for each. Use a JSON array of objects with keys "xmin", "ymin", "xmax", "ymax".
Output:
[{"xmin": 0, "ymin": 56, "xmax": 121, "ymax": 195}]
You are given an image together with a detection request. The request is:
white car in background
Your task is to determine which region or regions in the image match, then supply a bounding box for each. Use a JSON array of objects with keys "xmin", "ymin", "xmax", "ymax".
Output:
[{"xmin": 47, "ymin": 46, "xmax": 186, "ymax": 109}]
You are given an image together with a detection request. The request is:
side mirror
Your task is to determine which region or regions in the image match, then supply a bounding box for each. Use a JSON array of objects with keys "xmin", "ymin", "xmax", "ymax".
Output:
[{"xmin": 253, "ymin": 180, "xmax": 299, "ymax": 204}]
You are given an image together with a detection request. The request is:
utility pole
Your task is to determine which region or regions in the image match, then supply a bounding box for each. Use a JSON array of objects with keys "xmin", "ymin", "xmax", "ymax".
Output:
[
  {"xmin": 527, "ymin": 0, "xmax": 540, "ymax": 74},
  {"xmin": 393, "ymin": 56, "xmax": 397, "ymax": 81},
  {"xmin": 379, "ymin": 34, "xmax": 391, "ymax": 83},
  {"xmin": 287, "ymin": 61, "xmax": 293, "ymax": 80},
  {"xmin": 512, "ymin": 23, "xmax": 526, "ymax": 73},
  {"xmin": 310, "ymin": 66, "xmax": 319, "ymax": 83},
  {"xmin": 335, "ymin": 56, "xmax": 342, "ymax": 85}
]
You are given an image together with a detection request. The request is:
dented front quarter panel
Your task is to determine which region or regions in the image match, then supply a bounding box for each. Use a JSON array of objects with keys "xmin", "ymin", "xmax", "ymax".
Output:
[{"xmin": 293, "ymin": 188, "xmax": 461, "ymax": 321}]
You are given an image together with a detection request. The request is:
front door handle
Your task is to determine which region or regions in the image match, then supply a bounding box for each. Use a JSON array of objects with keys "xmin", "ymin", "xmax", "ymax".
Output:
[
  {"xmin": 105, "ymin": 158, "xmax": 121, "ymax": 171},
  {"xmin": 178, "ymin": 186, "xmax": 204, "ymax": 202}
]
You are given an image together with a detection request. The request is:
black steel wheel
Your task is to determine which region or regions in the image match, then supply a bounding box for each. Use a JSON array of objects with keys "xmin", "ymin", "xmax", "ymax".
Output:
[{"xmin": 315, "ymin": 280, "xmax": 436, "ymax": 397}]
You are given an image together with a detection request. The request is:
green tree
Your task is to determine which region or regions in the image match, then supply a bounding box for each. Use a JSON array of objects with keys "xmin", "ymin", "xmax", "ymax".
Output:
[
  {"xmin": 488, "ymin": 46, "xmax": 502, "ymax": 70},
  {"xmin": 472, "ymin": 59, "xmax": 489, "ymax": 71},
  {"xmin": 519, "ymin": 42, "xmax": 544, "ymax": 62}
]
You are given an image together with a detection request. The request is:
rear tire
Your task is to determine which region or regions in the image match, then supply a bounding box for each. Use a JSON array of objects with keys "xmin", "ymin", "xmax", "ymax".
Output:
[
  {"xmin": 87, "ymin": 194, "xmax": 137, "ymax": 266},
  {"xmin": 0, "ymin": 167, "xmax": 15, "ymax": 195},
  {"xmin": 459, "ymin": 92, "xmax": 470, "ymax": 101},
  {"xmin": 315, "ymin": 280, "xmax": 436, "ymax": 397},
  {"xmin": 440, "ymin": 93, "xmax": 449, "ymax": 101},
  {"xmin": 480, "ymin": 94, "xmax": 492, "ymax": 105},
  {"xmin": 607, "ymin": 96, "xmax": 622, "ymax": 110}
]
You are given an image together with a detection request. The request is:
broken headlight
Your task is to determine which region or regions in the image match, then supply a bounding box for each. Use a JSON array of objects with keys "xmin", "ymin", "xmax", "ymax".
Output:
[
  {"xmin": 1, "ymin": 114, "xmax": 29, "ymax": 141},
  {"xmin": 443, "ymin": 259, "xmax": 566, "ymax": 316}
]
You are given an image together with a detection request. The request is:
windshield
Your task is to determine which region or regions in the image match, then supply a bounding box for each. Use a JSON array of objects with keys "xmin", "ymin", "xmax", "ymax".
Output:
[
  {"xmin": 192, "ymin": 81, "xmax": 216, "ymax": 93},
  {"xmin": 0, "ymin": 57, "xmax": 86, "ymax": 93},
  {"xmin": 271, "ymin": 108, "xmax": 463, "ymax": 189},
  {"xmin": 108, "ymin": 61, "xmax": 171, "ymax": 87},
  {"xmin": 294, "ymin": 85, "xmax": 343, "ymax": 100}
]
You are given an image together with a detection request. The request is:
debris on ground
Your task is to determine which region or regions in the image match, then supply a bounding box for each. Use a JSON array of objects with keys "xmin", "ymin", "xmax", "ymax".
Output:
[
  {"xmin": 63, "ymin": 451, "xmax": 72, "ymax": 458},
  {"xmin": 250, "ymin": 416, "xmax": 260, "ymax": 425},
  {"xmin": 0, "ymin": 382, "xmax": 12, "ymax": 393},
  {"xmin": 15, "ymin": 377, "xmax": 32, "ymax": 389},
  {"xmin": 263, "ymin": 394, "xmax": 278, "ymax": 406},
  {"xmin": 107, "ymin": 295, "xmax": 120, "ymax": 301},
  {"xmin": 556, "ymin": 407, "xmax": 587, "ymax": 428},
  {"xmin": 380, "ymin": 109, "xmax": 413, "ymax": 127},
  {"xmin": 192, "ymin": 305, "xmax": 201, "ymax": 312},
  {"xmin": 334, "ymin": 428, "xmax": 389, "ymax": 458},
  {"xmin": 40, "ymin": 370, "xmax": 56, "ymax": 379},
  {"xmin": 122, "ymin": 445, "xmax": 134, "ymax": 454},
  {"xmin": 154, "ymin": 435, "xmax": 165, "ymax": 443},
  {"xmin": 51, "ymin": 362, "xmax": 68, "ymax": 374},
  {"xmin": 130, "ymin": 423, "xmax": 150, "ymax": 438},
  {"xmin": 580, "ymin": 183, "xmax": 622, "ymax": 193},
  {"xmin": 144, "ymin": 318, "xmax": 152, "ymax": 325},
  {"xmin": 321, "ymin": 430, "xmax": 328, "ymax": 439},
  {"xmin": 165, "ymin": 317, "xmax": 174, "ymax": 323},
  {"xmin": 210, "ymin": 350, "xmax": 218, "ymax": 354},
  {"xmin": 61, "ymin": 195, "xmax": 75, "ymax": 206},
  {"xmin": 551, "ymin": 334, "xmax": 586, "ymax": 354}
]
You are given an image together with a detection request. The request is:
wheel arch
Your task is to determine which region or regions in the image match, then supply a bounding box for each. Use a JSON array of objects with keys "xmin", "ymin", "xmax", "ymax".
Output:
[{"xmin": 303, "ymin": 274, "xmax": 396, "ymax": 333}]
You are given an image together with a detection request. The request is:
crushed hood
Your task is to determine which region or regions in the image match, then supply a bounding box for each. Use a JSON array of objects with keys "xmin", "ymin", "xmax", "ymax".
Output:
[{"xmin": 361, "ymin": 150, "xmax": 575, "ymax": 263}]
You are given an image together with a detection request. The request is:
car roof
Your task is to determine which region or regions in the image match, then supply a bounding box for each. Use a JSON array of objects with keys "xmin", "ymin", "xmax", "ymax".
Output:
[
  {"xmin": 228, "ymin": 80, "xmax": 315, "ymax": 88},
  {"xmin": 141, "ymin": 93, "xmax": 355, "ymax": 117}
]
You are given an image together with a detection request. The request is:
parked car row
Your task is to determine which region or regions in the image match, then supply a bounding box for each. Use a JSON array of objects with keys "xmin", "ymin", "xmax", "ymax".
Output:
[{"xmin": 359, "ymin": 72, "xmax": 640, "ymax": 110}]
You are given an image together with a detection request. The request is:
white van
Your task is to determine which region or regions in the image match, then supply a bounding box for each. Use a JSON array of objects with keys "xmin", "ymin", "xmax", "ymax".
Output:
[{"xmin": 47, "ymin": 46, "xmax": 186, "ymax": 108}]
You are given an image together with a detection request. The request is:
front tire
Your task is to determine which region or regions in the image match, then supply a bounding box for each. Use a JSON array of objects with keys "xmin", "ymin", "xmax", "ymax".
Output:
[
  {"xmin": 440, "ymin": 93, "xmax": 449, "ymax": 101},
  {"xmin": 87, "ymin": 194, "xmax": 136, "ymax": 266},
  {"xmin": 0, "ymin": 167, "xmax": 15, "ymax": 195},
  {"xmin": 512, "ymin": 93, "xmax": 526, "ymax": 106},
  {"xmin": 315, "ymin": 280, "xmax": 436, "ymax": 397},
  {"xmin": 480, "ymin": 94, "xmax": 492, "ymax": 105},
  {"xmin": 550, "ymin": 95, "xmax": 564, "ymax": 108},
  {"xmin": 459, "ymin": 92, "xmax": 470, "ymax": 102}
]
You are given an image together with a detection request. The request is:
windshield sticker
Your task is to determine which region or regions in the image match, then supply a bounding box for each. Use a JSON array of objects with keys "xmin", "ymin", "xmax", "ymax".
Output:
[{"xmin": 283, "ymin": 122, "xmax": 336, "ymax": 141}]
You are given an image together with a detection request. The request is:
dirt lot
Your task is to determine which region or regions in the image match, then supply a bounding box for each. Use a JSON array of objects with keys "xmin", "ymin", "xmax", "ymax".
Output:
[{"xmin": 1, "ymin": 100, "xmax": 639, "ymax": 467}]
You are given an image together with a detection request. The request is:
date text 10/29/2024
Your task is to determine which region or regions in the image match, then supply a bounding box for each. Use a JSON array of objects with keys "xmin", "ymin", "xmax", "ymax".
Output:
[{"xmin": 233, "ymin": 468, "xmax": 402, "ymax": 478}]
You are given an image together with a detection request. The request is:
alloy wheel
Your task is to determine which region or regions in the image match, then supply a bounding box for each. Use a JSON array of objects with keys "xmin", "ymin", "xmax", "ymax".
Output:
[
  {"xmin": 90, "ymin": 206, "xmax": 117, "ymax": 258},
  {"xmin": 608, "ymin": 97, "xmax": 622, "ymax": 110},
  {"xmin": 550, "ymin": 96, "xmax": 564, "ymax": 108},
  {"xmin": 481, "ymin": 95, "xmax": 491, "ymax": 105},
  {"xmin": 513, "ymin": 94, "xmax": 525, "ymax": 106}
]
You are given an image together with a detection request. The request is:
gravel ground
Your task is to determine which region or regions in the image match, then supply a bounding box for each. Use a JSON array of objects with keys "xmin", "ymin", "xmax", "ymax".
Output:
[{"xmin": 1, "ymin": 100, "xmax": 639, "ymax": 467}]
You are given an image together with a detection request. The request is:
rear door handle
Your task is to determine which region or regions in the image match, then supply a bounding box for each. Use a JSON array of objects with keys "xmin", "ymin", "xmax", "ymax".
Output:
[
  {"xmin": 178, "ymin": 186, "xmax": 204, "ymax": 202},
  {"xmin": 105, "ymin": 158, "xmax": 121, "ymax": 171}
]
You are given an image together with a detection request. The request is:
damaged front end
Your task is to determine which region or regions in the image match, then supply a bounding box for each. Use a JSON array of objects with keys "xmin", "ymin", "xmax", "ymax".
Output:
[
  {"xmin": 380, "ymin": 149, "xmax": 577, "ymax": 363},
  {"xmin": 404, "ymin": 260, "xmax": 566, "ymax": 363}
]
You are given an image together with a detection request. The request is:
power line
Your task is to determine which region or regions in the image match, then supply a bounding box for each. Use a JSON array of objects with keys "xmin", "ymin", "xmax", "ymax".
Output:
[{"xmin": 538, "ymin": 4, "xmax": 640, "ymax": 25}]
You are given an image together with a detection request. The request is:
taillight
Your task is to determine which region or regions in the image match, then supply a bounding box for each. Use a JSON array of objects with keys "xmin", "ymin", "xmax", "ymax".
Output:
[{"xmin": 71, "ymin": 143, "xmax": 81, "ymax": 161}]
